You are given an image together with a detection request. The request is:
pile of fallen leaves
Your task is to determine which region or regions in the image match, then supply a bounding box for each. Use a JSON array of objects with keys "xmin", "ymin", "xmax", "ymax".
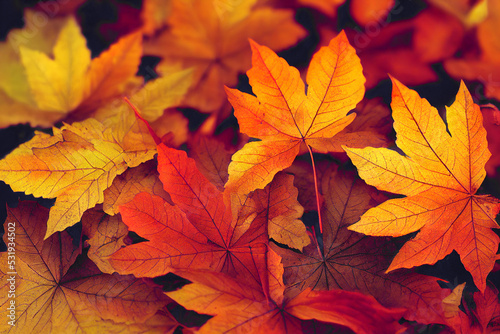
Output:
[{"xmin": 1, "ymin": 0, "xmax": 500, "ymax": 333}]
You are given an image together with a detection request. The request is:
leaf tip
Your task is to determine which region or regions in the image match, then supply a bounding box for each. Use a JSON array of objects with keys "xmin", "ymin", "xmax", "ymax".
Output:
[
  {"xmin": 457, "ymin": 80, "xmax": 472, "ymax": 99},
  {"xmin": 248, "ymin": 38, "xmax": 260, "ymax": 51},
  {"xmin": 341, "ymin": 145, "xmax": 353, "ymax": 154},
  {"xmin": 388, "ymin": 74, "xmax": 402, "ymax": 87}
]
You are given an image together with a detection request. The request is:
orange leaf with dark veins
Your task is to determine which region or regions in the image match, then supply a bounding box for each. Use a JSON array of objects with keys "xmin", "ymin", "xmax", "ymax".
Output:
[
  {"xmin": 225, "ymin": 31, "xmax": 365, "ymax": 196},
  {"xmin": 344, "ymin": 78, "xmax": 500, "ymax": 293}
]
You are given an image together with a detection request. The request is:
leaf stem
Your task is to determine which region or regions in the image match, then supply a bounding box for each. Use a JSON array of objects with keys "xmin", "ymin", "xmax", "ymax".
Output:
[
  {"xmin": 123, "ymin": 97, "xmax": 161, "ymax": 145},
  {"xmin": 310, "ymin": 226, "xmax": 323, "ymax": 259},
  {"xmin": 306, "ymin": 144, "xmax": 323, "ymax": 234}
]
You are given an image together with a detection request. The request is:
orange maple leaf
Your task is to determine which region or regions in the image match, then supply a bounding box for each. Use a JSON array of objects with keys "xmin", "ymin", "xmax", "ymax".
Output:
[
  {"xmin": 0, "ymin": 202, "xmax": 171, "ymax": 333},
  {"xmin": 224, "ymin": 31, "xmax": 365, "ymax": 195},
  {"xmin": 110, "ymin": 143, "xmax": 311, "ymax": 288},
  {"xmin": 167, "ymin": 249, "xmax": 405, "ymax": 334},
  {"xmin": 344, "ymin": 78, "xmax": 500, "ymax": 293},
  {"xmin": 142, "ymin": 0, "xmax": 306, "ymax": 113}
]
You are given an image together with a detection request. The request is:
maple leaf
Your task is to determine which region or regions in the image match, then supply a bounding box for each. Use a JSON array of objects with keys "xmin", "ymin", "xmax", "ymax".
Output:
[
  {"xmin": 0, "ymin": 117, "xmax": 156, "ymax": 239},
  {"xmin": 0, "ymin": 201, "xmax": 171, "ymax": 333},
  {"xmin": 225, "ymin": 31, "xmax": 365, "ymax": 195},
  {"xmin": 0, "ymin": 11, "xmax": 144, "ymax": 127},
  {"xmin": 275, "ymin": 164, "xmax": 459, "ymax": 326},
  {"xmin": 0, "ymin": 11, "xmax": 69, "ymax": 127},
  {"xmin": 109, "ymin": 144, "xmax": 269, "ymax": 290},
  {"xmin": 143, "ymin": 0, "xmax": 306, "ymax": 113},
  {"xmin": 167, "ymin": 249, "xmax": 405, "ymax": 334},
  {"xmin": 343, "ymin": 78, "xmax": 500, "ymax": 293},
  {"xmin": 0, "ymin": 68, "xmax": 191, "ymax": 238},
  {"xmin": 19, "ymin": 17, "xmax": 91, "ymax": 112}
]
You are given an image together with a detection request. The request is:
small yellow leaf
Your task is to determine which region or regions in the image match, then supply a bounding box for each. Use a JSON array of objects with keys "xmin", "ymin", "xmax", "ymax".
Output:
[{"xmin": 442, "ymin": 283, "xmax": 466, "ymax": 318}]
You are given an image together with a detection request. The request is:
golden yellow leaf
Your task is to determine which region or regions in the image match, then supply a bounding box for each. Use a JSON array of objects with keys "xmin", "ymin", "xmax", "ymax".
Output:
[
  {"xmin": 0, "ymin": 10, "xmax": 66, "ymax": 106},
  {"xmin": 78, "ymin": 31, "xmax": 143, "ymax": 114},
  {"xmin": 0, "ymin": 11, "xmax": 148, "ymax": 128},
  {"xmin": 0, "ymin": 11, "xmax": 71, "ymax": 127},
  {"xmin": 0, "ymin": 117, "xmax": 156, "ymax": 239}
]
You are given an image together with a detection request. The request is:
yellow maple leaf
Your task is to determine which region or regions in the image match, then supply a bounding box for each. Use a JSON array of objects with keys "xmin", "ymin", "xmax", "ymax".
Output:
[
  {"xmin": 0, "ymin": 117, "xmax": 156, "ymax": 239},
  {"xmin": 0, "ymin": 11, "xmax": 143, "ymax": 128}
]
